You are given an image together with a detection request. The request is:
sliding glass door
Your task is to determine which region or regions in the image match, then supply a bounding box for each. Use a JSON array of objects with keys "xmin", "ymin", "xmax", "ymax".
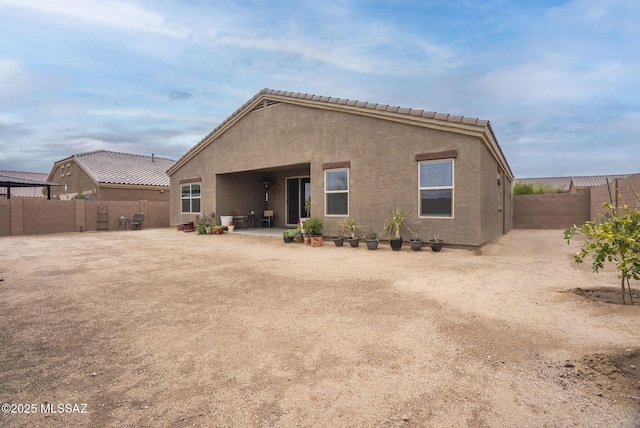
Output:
[{"xmin": 286, "ymin": 176, "xmax": 310, "ymax": 225}]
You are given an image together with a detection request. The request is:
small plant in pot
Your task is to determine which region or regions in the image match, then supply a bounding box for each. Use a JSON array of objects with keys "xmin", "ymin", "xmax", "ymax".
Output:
[
  {"xmin": 303, "ymin": 216, "xmax": 323, "ymax": 247},
  {"xmin": 428, "ymin": 234, "xmax": 444, "ymax": 252},
  {"xmin": 195, "ymin": 212, "xmax": 215, "ymax": 235},
  {"xmin": 409, "ymin": 234, "xmax": 423, "ymax": 251},
  {"xmin": 340, "ymin": 218, "xmax": 361, "ymax": 247},
  {"xmin": 333, "ymin": 229, "xmax": 345, "ymax": 247},
  {"xmin": 299, "ymin": 218, "xmax": 310, "ymax": 244},
  {"xmin": 282, "ymin": 228, "xmax": 299, "ymax": 243},
  {"xmin": 365, "ymin": 231, "xmax": 379, "ymax": 250},
  {"xmin": 384, "ymin": 207, "xmax": 412, "ymax": 251}
]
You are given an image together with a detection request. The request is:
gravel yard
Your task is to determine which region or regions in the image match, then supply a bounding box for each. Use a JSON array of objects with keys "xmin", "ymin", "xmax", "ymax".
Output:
[{"xmin": 1, "ymin": 228, "xmax": 639, "ymax": 427}]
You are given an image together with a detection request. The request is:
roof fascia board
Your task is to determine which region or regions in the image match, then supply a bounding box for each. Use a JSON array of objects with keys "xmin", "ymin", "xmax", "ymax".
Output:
[
  {"xmin": 169, "ymin": 91, "xmax": 514, "ymax": 181},
  {"xmin": 272, "ymin": 95, "xmax": 514, "ymax": 180}
]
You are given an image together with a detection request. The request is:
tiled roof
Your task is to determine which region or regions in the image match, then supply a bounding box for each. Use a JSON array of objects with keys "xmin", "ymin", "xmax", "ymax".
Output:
[
  {"xmin": 72, "ymin": 150, "xmax": 175, "ymax": 186},
  {"xmin": 571, "ymin": 175, "xmax": 630, "ymax": 188},
  {"xmin": 516, "ymin": 175, "xmax": 633, "ymax": 190},
  {"xmin": 0, "ymin": 170, "xmax": 50, "ymax": 198},
  {"xmin": 170, "ymin": 88, "xmax": 513, "ymax": 180}
]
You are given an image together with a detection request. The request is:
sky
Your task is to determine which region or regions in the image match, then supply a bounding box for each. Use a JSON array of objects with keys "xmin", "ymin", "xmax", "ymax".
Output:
[{"xmin": 0, "ymin": 0, "xmax": 638, "ymax": 178}]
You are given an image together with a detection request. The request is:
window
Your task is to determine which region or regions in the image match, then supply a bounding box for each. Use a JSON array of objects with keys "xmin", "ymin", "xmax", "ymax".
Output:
[
  {"xmin": 181, "ymin": 183, "xmax": 201, "ymax": 213},
  {"xmin": 419, "ymin": 159, "xmax": 453, "ymax": 217},
  {"xmin": 325, "ymin": 168, "xmax": 348, "ymax": 216}
]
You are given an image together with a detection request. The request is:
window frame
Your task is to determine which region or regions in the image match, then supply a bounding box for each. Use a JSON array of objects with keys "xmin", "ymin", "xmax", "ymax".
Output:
[
  {"xmin": 418, "ymin": 159, "xmax": 454, "ymax": 218},
  {"xmin": 181, "ymin": 182, "xmax": 201, "ymax": 214},
  {"xmin": 324, "ymin": 168, "xmax": 349, "ymax": 217}
]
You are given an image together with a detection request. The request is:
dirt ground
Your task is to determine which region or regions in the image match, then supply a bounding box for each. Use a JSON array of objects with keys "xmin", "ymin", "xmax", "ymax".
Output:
[{"xmin": 1, "ymin": 228, "xmax": 639, "ymax": 427}]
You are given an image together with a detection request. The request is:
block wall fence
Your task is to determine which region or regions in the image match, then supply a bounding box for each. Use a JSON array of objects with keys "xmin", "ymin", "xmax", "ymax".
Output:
[
  {"xmin": 0, "ymin": 199, "xmax": 169, "ymax": 236},
  {"xmin": 513, "ymin": 173, "xmax": 640, "ymax": 229},
  {"xmin": 1, "ymin": 174, "xmax": 638, "ymax": 235}
]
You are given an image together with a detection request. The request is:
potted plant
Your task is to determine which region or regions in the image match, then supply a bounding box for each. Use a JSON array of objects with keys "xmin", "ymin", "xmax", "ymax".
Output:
[
  {"xmin": 212, "ymin": 225, "xmax": 225, "ymax": 234},
  {"xmin": 299, "ymin": 219, "xmax": 310, "ymax": 245},
  {"xmin": 303, "ymin": 216, "xmax": 323, "ymax": 247},
  {"xmin": 340, "ymin": 218, "xmax": 361, "ymax": 247},
  {"xmin": 195, "ymin": 213, "xmax": 214, "ymax": 235},
  {"xmin": 383, "ymin": 207, "xmax": 412, "ymax": 251},
  {"xmin": 228, "ymin": 221, "xmax": 235, "ymax": 232},
  {"xmin": 409, "ymin": 234, "xmax": 423, "ymax": 251},
  {"xmin": 428, "ymin": 235, "xmax": 444, "ymax": 252},
  {"xmin": 283, "ymin": 228, "xmax": 299, "ymax": 243},
  {"xmin": 333, "ymin": 229, "xmax": 345, "ymax": 247},
  {"xmin": 365, "ymin": 231, "xmax": 379, "ymax": 250}
]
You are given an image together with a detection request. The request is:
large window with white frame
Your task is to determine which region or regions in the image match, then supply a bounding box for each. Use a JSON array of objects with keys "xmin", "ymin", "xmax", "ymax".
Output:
[
  {"xmin": 419, "ymin": 159, "xmax": 454, "ymax": 217},
  {"xmin": 181, "ymin": 183, "xmax": 201, "ymax": 213},
  {"xmin": 325, "ymin": 168, "xmax": 348, "ymax": 216}
]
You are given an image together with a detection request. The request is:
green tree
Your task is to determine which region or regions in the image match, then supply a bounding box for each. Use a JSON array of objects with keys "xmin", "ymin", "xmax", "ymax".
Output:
[{"xmin": 564, "ymin": 201, "xmax": 640, "ymax": 305}]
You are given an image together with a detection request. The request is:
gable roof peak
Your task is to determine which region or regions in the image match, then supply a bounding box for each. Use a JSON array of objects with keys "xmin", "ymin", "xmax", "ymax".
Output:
[{"xmin": 168, "ymin": 88, "xmax": 513, "ymax": 180}]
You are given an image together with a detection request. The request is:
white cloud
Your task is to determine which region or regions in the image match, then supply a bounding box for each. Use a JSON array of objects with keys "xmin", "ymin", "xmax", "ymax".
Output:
[
  {"xmin": 86, "ymin": 108, "xmax": 213, "ymax": 123},
  {"xmin": 0, "ymin": 58, "xmax": 20, "ymax": 83},
  {"xmin": 0, "ymin": 0, "xmax": 186, "ymax": 37},
  {"xmin": 471, "ymin": 59, "xmax": 629, "ymax": 105}
]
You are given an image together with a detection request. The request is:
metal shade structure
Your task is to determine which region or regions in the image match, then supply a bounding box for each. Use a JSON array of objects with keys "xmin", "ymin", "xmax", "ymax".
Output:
[{"xmin": 0, "ymin": 174, "xmax": 63, "ymax": 199}]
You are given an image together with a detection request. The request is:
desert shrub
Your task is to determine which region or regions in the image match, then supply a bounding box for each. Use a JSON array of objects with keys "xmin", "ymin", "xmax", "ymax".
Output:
[{"xmin": 513, "ymin": 181, "xmax": 557, "ymax": 195}]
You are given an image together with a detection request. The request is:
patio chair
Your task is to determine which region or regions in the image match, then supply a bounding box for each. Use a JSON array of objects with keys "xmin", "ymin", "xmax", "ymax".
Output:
[
  {"xmin": 232, "ymin": 211, "xmax": 248, "ymax": 229},
  {"xmin": 260, "ymin": 210, "xmax": 274, "ymax": 228},
  {"xmin": 131, "ymin": 212, "xmax": 144, "ymax": 230}
]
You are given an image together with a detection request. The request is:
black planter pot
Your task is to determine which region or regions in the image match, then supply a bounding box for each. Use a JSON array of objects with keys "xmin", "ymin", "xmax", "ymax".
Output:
[
  {"xmin": 283, "ymin": 236, "xmax": 293, "ymax": 243},
  {"xmin": 348, "ymin": 238, "xmax": 360, "ymax": 247},
  {"xmin": 389, "ymin": 238, "xmax": 403, "ymax": 251},
  {"xmin": 409, "ymin": 239, "xmax": 423, "ymax": 251},
  {"xmin": 429, "ymin": 239, "xmax": 444, "ymax": 252},
  {"xmin": 333, "ymin": 237, "xmax": 345, "ymax": 247},
  {"xmin": 365, "ymin": 239, "xmax": 379, "ymax": 250}
]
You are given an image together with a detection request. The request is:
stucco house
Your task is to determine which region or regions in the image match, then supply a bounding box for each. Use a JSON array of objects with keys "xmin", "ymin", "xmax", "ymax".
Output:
[
  {"xmin": 47, "ymin": 150, "xmax": 175, "ymax": 201},
  {"xmin": 168, "ymin": 89, "xmax": 514, "ymax": 247}
]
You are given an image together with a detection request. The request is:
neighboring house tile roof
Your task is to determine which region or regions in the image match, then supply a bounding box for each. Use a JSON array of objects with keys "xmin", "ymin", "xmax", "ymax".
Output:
[
  {"xmin": 516, "ymin": 175, "xmax": 633, "ymax": 192},
  {"xmin": 169, "ymin": 88, "xmax": 513, "ymax": 181},
  {"xmin": 70, "ymin": 150, "xmax": 175, "ymax": 187},
  {"xmin": 571, "ymin": 175, "xmax": 630, "ymax": 188},
  {"xmin": 0, "ymin": 170, "xmax": 50, "ymax": 198}
]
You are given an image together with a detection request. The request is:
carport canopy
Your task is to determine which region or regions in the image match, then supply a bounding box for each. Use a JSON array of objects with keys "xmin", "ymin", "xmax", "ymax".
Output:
[{"xmin": 0, "ymin": 174, "xmax": 62, "ymax": 199}]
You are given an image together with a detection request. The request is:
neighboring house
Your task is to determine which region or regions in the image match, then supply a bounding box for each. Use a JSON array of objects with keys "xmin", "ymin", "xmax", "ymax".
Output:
[
  {"xmin": 516, "ymin": 175, "xmax": 630, "ymax": 194},
  {"xmin": 0, "ymin": 170, "xmax": 50, "ymax": 198},
  {"xmin": 569, "ymin": 175, "xmax": 630, "ymax": 193},
  {"xmin": 167, "ymin": 89, "xmax": 514, "ymax": 247},
  {"xmin": 46, "ymin": 150, "xmax": 175, "ymax": 201}
]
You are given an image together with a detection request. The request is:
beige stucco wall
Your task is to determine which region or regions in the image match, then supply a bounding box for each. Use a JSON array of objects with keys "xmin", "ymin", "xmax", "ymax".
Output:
[
  {"xmin": 98, "ymin": 186, "xmax": 170, "ymax": 202},
  {"xmin": 171, "ymin": 102, "xmax": 508, "ymax": 246},
  {"xmin": 50, "ymin": 161, "xmax": 96, "ymax": 199}
]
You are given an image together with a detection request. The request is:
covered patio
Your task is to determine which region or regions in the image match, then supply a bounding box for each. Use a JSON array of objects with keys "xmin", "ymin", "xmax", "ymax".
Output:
[{"xmin": 215, "ymin": 163, "xmax": 310, "ymax": 228}]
